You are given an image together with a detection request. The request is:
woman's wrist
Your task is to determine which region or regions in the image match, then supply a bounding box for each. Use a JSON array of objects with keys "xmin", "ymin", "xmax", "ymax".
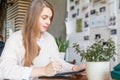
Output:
[
  {"xmin": 39, "ymin": 67, "xmax": 46, "ymax": 76},
  {"xmin": 30, "ymin": 67, "xmax": 46, "ymax": 78}
]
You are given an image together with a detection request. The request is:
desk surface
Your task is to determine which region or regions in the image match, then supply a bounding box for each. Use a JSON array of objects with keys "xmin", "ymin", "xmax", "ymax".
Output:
[{"xmin": 38, "ymin": 75, "xmax": 87, "ymax": 80}]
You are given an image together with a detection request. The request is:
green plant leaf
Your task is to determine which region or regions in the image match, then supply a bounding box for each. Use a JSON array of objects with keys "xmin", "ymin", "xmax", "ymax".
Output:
[
  {"xmin": 55, "ymin": 37, "xmax": 69, "ymax": 52},
  {"xmin": 73, "ymin": 38, "xmax": 117, "ymax": 62}
]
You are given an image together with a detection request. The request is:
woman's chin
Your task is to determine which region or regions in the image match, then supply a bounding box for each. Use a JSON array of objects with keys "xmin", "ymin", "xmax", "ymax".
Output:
[{"xmin": 41, "ymin": 30, "xmax": 47, "ymax": 33}]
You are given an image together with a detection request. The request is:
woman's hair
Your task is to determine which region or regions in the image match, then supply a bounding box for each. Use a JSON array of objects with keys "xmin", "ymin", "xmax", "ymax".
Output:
[{"xmin": 22, "ymin": 0, "xmax": 54, "ymax": 66}]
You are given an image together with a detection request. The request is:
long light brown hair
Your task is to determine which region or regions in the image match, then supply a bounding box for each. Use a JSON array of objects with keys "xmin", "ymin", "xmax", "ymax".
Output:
[{"xmin": 22, "ymin": 0, "xmax": 54, "ymax": 66}]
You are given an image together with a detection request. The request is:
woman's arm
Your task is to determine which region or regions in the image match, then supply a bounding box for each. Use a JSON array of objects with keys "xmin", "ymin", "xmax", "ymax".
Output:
[
  {"xmin": 49, "ymin": 33, "xmax": 86, "ymax": 72},
  {"xmin": 0, "ymin": 32, "xmax": 33, "ymax": 79},
  {"xmin": 30, "ymin": 62, "xmax": 62, "ymax": 77}
]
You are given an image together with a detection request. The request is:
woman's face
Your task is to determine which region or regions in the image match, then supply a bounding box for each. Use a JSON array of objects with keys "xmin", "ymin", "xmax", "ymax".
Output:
[{"xmin": 39, "ymin": 7, "xmax": 52, "ymax": 32}]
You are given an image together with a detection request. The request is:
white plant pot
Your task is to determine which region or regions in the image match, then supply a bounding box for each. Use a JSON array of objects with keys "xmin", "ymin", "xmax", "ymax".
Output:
[
  {"xmin": 86, "ymin": 62, "xmax": 110, "ymax": 80},
  {"xmin": 59, "ymin": 52, "xmax": 65, "ymax": 60}
]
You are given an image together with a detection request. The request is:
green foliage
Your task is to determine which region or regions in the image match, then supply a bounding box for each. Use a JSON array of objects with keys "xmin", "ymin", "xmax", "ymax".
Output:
[
  {"xmin": 73, "ymin": 39, "xmax": 116, "ymax": 62},
  {"xmin": 55, "ymin": 37, "xmax": 69, "ymax": 52}
]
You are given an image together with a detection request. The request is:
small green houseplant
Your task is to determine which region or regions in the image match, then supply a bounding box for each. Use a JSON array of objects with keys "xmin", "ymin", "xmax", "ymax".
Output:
[
  {"xmin": 73, "ymin": 39, "xmax": 116, "ymax": 62},
  {"xmin": 73, "ymin": 39, "xmax": 116, "ymax": 80},
  {"xmin": 55, "ymin": 37, "xmax": 69, "ymax": 59},
  {"xmin": 55, "ymin": 37, "xmax": 69, "ymax": 52}
]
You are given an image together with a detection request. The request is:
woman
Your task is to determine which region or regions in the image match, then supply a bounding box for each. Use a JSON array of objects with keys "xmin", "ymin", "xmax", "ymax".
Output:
[{"xmin": 0, "ymin": 0, "xmax": 85, "ymax": 79}]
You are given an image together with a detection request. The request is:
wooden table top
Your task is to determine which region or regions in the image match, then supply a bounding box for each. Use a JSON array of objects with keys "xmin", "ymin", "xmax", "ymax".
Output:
[{"xmin": 38, "ymin": 74, "xmax": 87, "ymax": 80}]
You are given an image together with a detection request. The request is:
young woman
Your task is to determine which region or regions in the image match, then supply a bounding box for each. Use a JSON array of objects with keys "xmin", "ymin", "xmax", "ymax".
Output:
[{"xmin": 0, "ymin": 0, "xmax": 85, "ymax": 79}]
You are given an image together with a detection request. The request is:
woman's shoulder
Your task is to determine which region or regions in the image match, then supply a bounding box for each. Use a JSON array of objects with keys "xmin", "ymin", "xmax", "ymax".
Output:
[
  {"xmin": 43, "ymin": 32, "xmax": 54, "ymax": 38},
  {"xmin": 7, "ymin": 30, "xmax": 22, "ymax": 40}
]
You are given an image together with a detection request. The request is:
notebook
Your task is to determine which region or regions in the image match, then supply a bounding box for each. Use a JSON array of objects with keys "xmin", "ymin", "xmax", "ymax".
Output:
[{"xmin": 55, "ymin": 69, "xmax": 85, "ymax": 76}]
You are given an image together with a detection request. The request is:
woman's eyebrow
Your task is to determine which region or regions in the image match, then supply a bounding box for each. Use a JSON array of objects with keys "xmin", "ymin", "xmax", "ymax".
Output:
[{"xmin": 42, "ymin": 15, "xmax": 52, "ymax": 18}]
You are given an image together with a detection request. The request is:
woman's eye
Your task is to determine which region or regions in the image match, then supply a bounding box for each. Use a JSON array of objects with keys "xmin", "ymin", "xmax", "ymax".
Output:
[
  {"xmin": 42, "ymin": 16, "xmax": 48, "ymax": 20},
  {"xmin": 42, "ymin": 17, "xmax": 47, "ymax": 20}
]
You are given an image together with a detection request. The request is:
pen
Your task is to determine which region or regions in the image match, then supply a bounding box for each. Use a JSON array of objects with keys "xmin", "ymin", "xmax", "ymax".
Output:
[{"xmin": 49, "ymin": 57, "xmax": 55, "ymax": 62}]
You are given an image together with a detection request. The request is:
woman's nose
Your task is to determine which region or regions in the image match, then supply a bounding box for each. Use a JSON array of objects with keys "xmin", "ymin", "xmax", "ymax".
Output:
[{"xmin": 46, "ymin": 19, "xmax": 51, "ymax": 25}]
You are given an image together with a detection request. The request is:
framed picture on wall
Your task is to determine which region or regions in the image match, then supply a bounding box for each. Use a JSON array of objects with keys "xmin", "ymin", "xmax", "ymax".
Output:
[
  {"xmin": 76, "ymin": 18, "xmax": 82, "ymax": 32},
  {"xmin": 111, "ymin": 29, "xmax": 117, "ymax": 35},
  {"xmin": 90, "ymin": 9, "xmax": 96, "ymax": 15},
  {"xmin": 72, "ymin": 13, "xmax": 76, "ymax": 18},
  {"xmin": 100, "ymin": 6, "xmax": 106, "ymax": 13},
  {"xmin": 93, "ymin": 0, "xmax": 101, "ymax": 3},
  {"xmin": 84, "ymin": 21, "xmax": 89, "ymax": 28},
  {"xmin": 70, "ymin": 6, "xmax": 75, "ymax": 11},
  {"xmin": 90, "ymin": 14, "xmax": 106, "ymax": 27},
  {"xmin": 84, "ymin": 36, "xmax": 89, "ymax": 40},
  {"xmin": 95, "ymin": 34, "xmax": 101, "ymax": 39},
  {"xmin": 109, "ymin": 16, "xmax": 116, "ymax": 26},
  {"xmin": 91, "ymin": 0, "xmax": 107, "ymax": 5}
]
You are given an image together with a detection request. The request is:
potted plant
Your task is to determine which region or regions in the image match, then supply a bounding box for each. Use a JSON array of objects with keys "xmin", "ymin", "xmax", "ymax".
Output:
[
  {"xmin": 55, "ymin": 37, "xmax": 69, "ymax": 59},
  {"xmin": 73, "ymin": 39, "xmax": 116, "ymax": 80}
]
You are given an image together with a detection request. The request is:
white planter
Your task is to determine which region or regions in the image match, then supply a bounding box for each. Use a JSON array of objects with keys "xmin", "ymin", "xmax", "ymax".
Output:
[
  {"xmin": 59, "ymin": 52, "xmax": 65, "ymax": 60},
  {"xmin": 86, "ymin": 62, "xmax": 110, "ymax": 80}
]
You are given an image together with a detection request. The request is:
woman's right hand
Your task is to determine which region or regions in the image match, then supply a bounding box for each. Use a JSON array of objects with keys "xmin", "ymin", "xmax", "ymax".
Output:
[
  {"xmin": 44, "ymin": 61, "xmax": 62, "ymax": 76},
  {"xmin": 30, "ymin": 61, "xmax": 62, "ymax": 78}
]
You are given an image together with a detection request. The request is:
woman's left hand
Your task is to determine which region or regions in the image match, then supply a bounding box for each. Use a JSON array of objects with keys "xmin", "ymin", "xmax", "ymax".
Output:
[{"xmin": 72, "ymin": 63, "xmax": 86, "ymax": 75}]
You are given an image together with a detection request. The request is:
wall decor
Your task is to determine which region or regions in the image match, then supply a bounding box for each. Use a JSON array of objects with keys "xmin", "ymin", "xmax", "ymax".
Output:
[
  {"xmin": 109, "ymin": 16, "xmax": 116, "ymax": 26},
  {"xmin": 75, "ymin": 0, "xmax": 79, "ymax": 5},
  {"xmin": 82, "ymin": 4, "xmax": 89, "ymax": 11},
  {"xmin": 103, "ymin": 42, "xmax": 107, "ymax": 46},
  {"xmin": 95, "ymin": 34, "xmax": 101, "ymax": 39},
  {"xmin": 93, "ymin": 0, "xmax": 101, "ymax": 3},
  {"xmin": 70, "ymin": 0, "xmax": 74, "ymax": 2},
  {"xmin": 111, "ymin": 29, "xmax": 117, "ymax": 35},
  {"xmin": 84, "ymin": 20, "xmax": 89, "ymax": 28},
  {"xmin": 90, "ymin": 14, "xmax": 106, "ymax": 27},
  {"xmin": 90, "ymin": 9, "xmax": 96, "ymax": 15},
  {"xmin": 72, "ymin": 13, "xmax": 76, "ymax": 18},
  {"xmin": 76, "ymin": 18, "xmax": 82, "ymax": 32},
  {"xmin": 100, "ymin": 6, "xmax": 106, "ymax": 13},
  {"xmin": 91, "ymin": 0, "xmax": 101, "ymax": 5},
  {"xmin": 84, "ymin": 36, "xmax": 89, "ymax": 40},
  {"xmin": 70, "ymin": 6, "xmax": 75, "ymax": 11},
  {"xmin": 92, "ymin": 0, "xmax": 107, "ymax": 4}
]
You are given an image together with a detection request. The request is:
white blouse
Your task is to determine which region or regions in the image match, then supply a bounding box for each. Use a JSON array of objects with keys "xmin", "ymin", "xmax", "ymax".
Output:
[{"xmin": 0, "ymin": 30, "xmax": 74, "ymax": 80}]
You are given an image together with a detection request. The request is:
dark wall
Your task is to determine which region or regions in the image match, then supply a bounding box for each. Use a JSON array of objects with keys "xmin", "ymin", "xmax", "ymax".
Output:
[{"xmin": 47, "ymin": 0, "xmax": 67, "ymax": 39}]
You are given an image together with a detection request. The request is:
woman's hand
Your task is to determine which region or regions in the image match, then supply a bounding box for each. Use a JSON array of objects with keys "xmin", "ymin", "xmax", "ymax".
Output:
[
  {"xmin": 72, "ymin": 63, "xmax": 86, "ymax": 75},
  {"xmin": 30, "ymin": 62, "xmax": 62, "ymax": 78},
  {"xmin": 44, "ymin": 61, "xmax": 62, "ymax": 76},
  {"xmin": 72, "ymin": 63, "xmax": 86, "ymax": 71}
]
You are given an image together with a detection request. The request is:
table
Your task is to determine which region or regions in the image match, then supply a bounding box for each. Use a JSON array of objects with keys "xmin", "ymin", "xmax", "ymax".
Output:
[{"xmin": 38, "ymin": 74, "xmax": 87, "ymax": 80}]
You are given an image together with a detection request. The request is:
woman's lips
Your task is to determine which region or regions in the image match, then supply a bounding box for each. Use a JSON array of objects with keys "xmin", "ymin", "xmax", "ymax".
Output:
[{"xmin": 43, "ymin": 26, "xmax": 49, "ymax": 29}]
